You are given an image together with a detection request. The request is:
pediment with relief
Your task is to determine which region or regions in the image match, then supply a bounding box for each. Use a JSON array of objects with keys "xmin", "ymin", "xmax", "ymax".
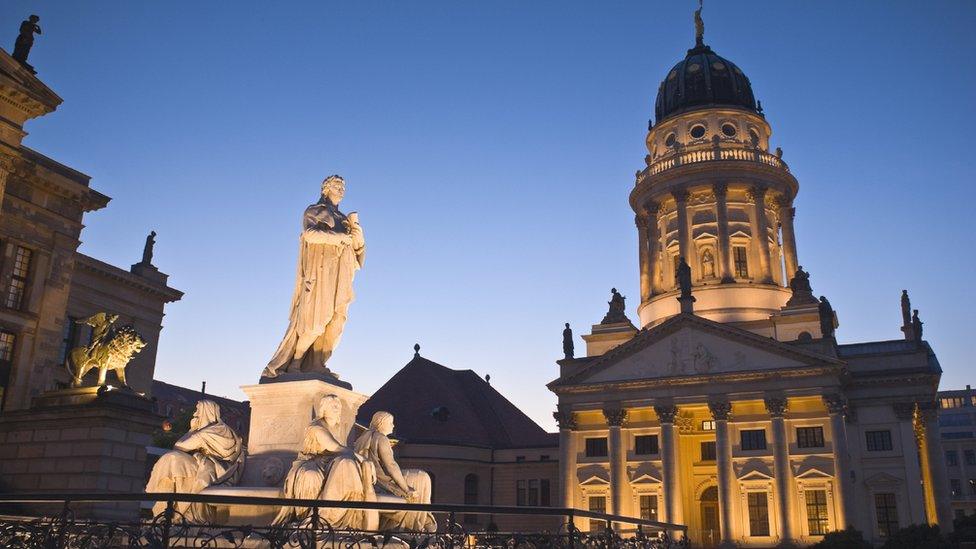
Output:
[{"xmin": 583, "ymin": 325, "xmax": 812, "ymax": 384}]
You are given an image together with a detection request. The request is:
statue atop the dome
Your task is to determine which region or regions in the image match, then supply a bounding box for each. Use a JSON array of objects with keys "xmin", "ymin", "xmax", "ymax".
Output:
[
  {"xmin": 263, "ymin": 175, "xmax": 366, "ymax": 379},
  {"xmin": 694, "ymin": 0, "xmax": 705, "ymax": 47}
]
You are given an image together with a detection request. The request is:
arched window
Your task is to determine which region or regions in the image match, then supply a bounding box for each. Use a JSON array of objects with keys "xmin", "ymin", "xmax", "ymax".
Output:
[
  {"xmin": 701, "ymin": 249, "xmax": 715, "ymax": 278},
  {"xmin": 464, "ymin": 474, "xmax": 478, "ymax": 504}
]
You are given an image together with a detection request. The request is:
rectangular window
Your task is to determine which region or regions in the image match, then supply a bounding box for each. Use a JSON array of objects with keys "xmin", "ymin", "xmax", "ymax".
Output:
[
  {"xmin": 941, "ymin": 397, "xmax": 967, "ymax": 409},
  {"xmin": 701, "ymin": 441, "xmax": 716, "ymax": 461},
  {"xmin": 805, "ymin": 490, "xmax": 830, "ymax": 536},
  {"xmin": 58, "ymin": 316, "xmax": 79, "ymax": 365},
  {"xmin": 965, "ymin": 450, "xmax": 976, "ymax": 465},
  {"xmin": 635, "ymin": 435, "xmax": 659, "ymax": 455},
  {"xmin": 540, "ymin": 479, "xmax": 551, "ymax": 506},
  {"xmin": 951, "ymin": 479, "xmax": 962, "ymax": 498},
  {"xmin": 733, "ymin": 246, "xmax": 749, "ymax": 278},
  {"xmin": 866, "ymin": 430, "xmax": 893, "ymax": 451},
  {"xmin": 947, "ymin": 450, "xmax": 959, "ymax": 466},
  {"xmin": 528, "ymin": 479, "xmax": 539, "ymax": 506},
  {"xmin": 5, "ymin": 246, "xmax": 32, "ymax": 310},
  {"xmin": 701, "ymin": 420, "xmax": 716, "ymax": 431},
  {"xmin": 748, "ymin": 492, "xmax": 770, "ymax": 536},
  {"xmin": 797, "ymin": 426, "xmax": 825, "ymax": 449},
  {"xmin": 589, "ymin": 496, "xmax": 606, "ymax": 532},
  {"xmin": 741, "ymin": 429, "xmax": 767, "ymax": 451},
  {"xmin": 639, "ymin": 495, "xmax": 658, "ymax": 521},
  {"xmin": 874, "ymin": 493, "xmax": 899, "ymax": 538},
  {"xmin": 585, "ymin": 437, "xmax": 608, "ymax": 458},
  {"xmin": 0, "ymin": 330, "xmax": 15, "ymax": 409},
  {"xmin": 516, "ymin": 480, "xmax": 526, "ymax": 506}
]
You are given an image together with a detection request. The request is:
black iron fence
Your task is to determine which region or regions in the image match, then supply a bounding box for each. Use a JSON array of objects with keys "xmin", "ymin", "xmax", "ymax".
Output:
[{"xmin": 0, "ymin": 492, "xmax": 689, "ymax": 548}]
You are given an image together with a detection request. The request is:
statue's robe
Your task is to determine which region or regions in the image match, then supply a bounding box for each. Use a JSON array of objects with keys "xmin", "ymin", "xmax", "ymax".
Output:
[
  {"xmin": 355, "ymin": 429, "xmax": 437, "ymax": 532},
  {"xmin": 272, "ymin": 421, "xmax": 370, "ymax": 528},
  {"xmin": 145, "ymin": 401, "xmax": 244, "ymax": 523},
  {"xmin": 265, "ymin": 199, "xmax": 360, "ymax": 376}
]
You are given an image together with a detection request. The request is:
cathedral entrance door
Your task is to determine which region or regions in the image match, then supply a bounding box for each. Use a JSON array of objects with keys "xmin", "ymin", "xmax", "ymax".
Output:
[{"xmin": 699, "ymin": 486, "xmax": 719, "ymax": 548}]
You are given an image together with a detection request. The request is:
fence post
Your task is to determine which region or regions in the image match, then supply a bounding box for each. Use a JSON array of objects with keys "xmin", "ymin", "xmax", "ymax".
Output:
[
  {"xmin": 161, "ymin": 498, "xmax": 174, "ymax": 548},
  {"xmin": 567, "ymin": 510, "xmax": 578, "ymax": 546},
  {"xmin": 447, "ymin": 511, "xmax": 456, "ymax": 549},
  {"xmin": 55, "ymin": 499, "xmax": 71, "ymax": 549}
]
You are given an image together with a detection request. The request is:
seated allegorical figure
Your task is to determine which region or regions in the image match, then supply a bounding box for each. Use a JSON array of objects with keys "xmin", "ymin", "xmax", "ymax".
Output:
[
  {"xmin": 355, "ymin": 411, "xmax": 437, "ymax": 532},
  {"xmin": 145, "ymin": 400, "xmax": 245, "ymax": 523},
  {"xmin": 272, "ymin": 394, "xmax": 372, "ymax": 528}
]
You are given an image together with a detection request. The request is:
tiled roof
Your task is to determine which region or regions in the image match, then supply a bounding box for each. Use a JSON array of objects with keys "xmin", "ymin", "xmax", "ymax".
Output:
[
  {"xmin": 836, "ymin": 339, "xmax": 919, "ymax": 357},
  {"xmin": 357, "ymin": 354, "xmax": 556, "ymax": 450}
]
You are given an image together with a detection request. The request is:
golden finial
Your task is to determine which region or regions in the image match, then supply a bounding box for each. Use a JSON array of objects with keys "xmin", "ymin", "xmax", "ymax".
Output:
[{"xmin": 694, "ymin": 0, "xmax": 705, "ymax": 47}]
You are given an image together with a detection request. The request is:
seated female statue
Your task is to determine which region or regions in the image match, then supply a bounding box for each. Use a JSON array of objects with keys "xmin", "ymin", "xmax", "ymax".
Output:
[
  {"xmin": 145, "ymin": 400, "xmax": 245, "ymax": 523},
  {"xmin": 355, "ymin": 411, "xmax": 437, "ymax": 532},
  {"xmin": 273, "ymin": 394, "xmax": 370, "ymax": 528}
]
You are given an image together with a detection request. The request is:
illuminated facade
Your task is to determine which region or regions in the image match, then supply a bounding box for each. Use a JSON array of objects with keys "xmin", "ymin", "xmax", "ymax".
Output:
[
  {"xmin": 548, "ymin": 25, "xmax": 954, "ymax": 548},
  {"xmin": 939, "ymin": 385, "xmax": 976, "ymax": 519}
]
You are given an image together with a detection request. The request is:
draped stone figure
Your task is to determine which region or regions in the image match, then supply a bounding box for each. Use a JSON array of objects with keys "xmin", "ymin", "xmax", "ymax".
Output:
[
  {"xmin": 264, "ymin": 175, "xmax": 366, "ymax": 379},
  {"xmin": 145, "ymin": 401, "xmax": 245, "ymax": 523},
  {"xmin": 354, "ymin": 412, "xmax": 437, "ymax": 532},
  {"xmin": 272, "ymin": 395, "xmax": 372, "ymax": 528}
]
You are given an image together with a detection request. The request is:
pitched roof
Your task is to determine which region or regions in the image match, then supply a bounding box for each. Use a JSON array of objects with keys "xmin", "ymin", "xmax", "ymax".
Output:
[
  {"xmin": 357, "ymin": 353, "xmax": 556, "ymax": 449},
  {"xmin": 551, "ymin": 312, "xmax": 843, "ymax": 387}
]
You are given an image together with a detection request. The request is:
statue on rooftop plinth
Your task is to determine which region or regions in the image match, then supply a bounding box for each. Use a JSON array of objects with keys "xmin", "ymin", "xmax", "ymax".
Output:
[
  {"xmin": 141, "ymin": 230, "xmax": 156, "ymax": 265},
  {"xmin": 12, "ymin": 15, "xmax": 41, "ymax": 73},
  {"xmin": 562, "ymin": 323, "xmax": 574, "ymax": 360},
  {"xmin": 263, "ymin": 175, "xmax": 366, "ymax": 379},
  {"xmin": 601, "ymin": 288, "xmax": 628, "ymax": 324}
]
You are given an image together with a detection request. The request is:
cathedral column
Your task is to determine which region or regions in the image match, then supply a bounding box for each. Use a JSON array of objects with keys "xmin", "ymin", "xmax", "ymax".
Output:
[
  {"xmin": 824, "ymin": 395, "xmax": 853, "ymax": 530},
  {"xmin": 709, "ymin": 400, "xmax": 736, "ymax": 547},
  {"xmin": 637, "ymin": 213, "xmax": 651, "ymax": 301},
  {"xmin": 917, "ymin": 402, "xmax": 955, "ymax": 531},
  {"xmin": 765, "ymin": 397, "xmax": 795, "ymax": 545},
  {"xmin": 673, "ymin": 190, "xmax": 692, "ymax": 278},
  {"xmin": 647, "ymin": 201, "xmax": 663, "ymax": 295},
  {"xmin": 713, "ymin": 183, "xmax": 734, "ymax": 283},
  {"xmin": 604, "ymin": 406, "xmax": 628, "ymax": 519},
  {"xmin": 777, "ymin": 195, "xmax": 799, "ymax": 282},
  {"xmin": 655, "ymin": 404, "xmax": 683, "ymax": 528},
  {"xmin": 554, "ymin": 409, "xmax": 578, "ymax": 520},
  {"xmin": 894, "ymin": 402, "xmax": 927, "ymax": 524},
  {"xmin": 748, "ymin": 185, "xmax": 774, "ymax": 283}
]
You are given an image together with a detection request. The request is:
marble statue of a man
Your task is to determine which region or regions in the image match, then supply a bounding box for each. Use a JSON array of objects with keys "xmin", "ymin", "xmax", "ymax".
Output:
[
  {"xmin": 145, "ymin": 400, "xmax": 245, "ymax": 523},
  {"xmin": 264, "ymin": 175, "xmax": 366, "ymax": 378}
]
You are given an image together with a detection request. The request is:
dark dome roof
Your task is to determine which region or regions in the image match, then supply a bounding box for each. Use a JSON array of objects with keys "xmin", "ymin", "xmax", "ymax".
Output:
[{"xmin": 655, "ymin": 44, "xmax": 758, "ymax": 123}]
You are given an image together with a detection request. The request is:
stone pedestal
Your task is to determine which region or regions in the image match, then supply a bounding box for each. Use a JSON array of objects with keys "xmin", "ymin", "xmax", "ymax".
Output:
[
  {"xmin": 240, "ymin": 376, "xmax": 368, "ymax": 488},
  {"xmin": 0, "ymin": 386, "xmax": 159, "ymax": 520}
]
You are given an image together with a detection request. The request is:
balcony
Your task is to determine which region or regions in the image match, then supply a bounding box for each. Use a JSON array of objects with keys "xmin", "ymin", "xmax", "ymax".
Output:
[{"xmin": 642, "ymin": 143, "xmax": 790, "ymax": 179}]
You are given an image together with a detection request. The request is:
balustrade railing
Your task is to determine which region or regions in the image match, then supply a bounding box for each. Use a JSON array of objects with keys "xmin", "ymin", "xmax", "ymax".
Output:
[
  {"xmin": 644, "ymin": 145, "xmax": 789, "ymax": 178},
  {"xmin": 0, "ymin": 492, "xmax": 689, "ymax": 548}
]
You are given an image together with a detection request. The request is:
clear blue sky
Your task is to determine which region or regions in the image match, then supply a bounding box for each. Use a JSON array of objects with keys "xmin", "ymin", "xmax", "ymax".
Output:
[{"xmin": 3, "ymin": 2, "xmax": 974, "ymax": 430}]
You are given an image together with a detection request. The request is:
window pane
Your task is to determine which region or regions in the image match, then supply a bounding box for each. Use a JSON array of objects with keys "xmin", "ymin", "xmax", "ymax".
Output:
[
  {"xmin": 540, "ymin": 479, "xmax": 551, "ymax": 506},
  {"xmin": 528, "ymin": 479, "xmax": 539, "ymax": 506},
  {"xmin": 5, "ymin": 246, "xmax": 32, "ymax": 310},
  {"xmin": 741, "ymin": 429, "xmax": 767, "ymax": 451},
  {"xmin": 797, "ymin": 426, "xmax": 825, "ymax": 448},
  {"xmin": 639, "ymin": 495, "xmax": 658, "ymax": 521},
  {"xmin": 516, "ymin": 480, "xmax": 526, "ymax": 506},
  {"xmin": 748, "ymin": 492, "xmax": 770, "ymax": 536},
  {"xmin": 866, "ymin": 430, "xmax": 892, "ymax": 451},
  {"xmin": 805, "ymin": 490, "xmax": 829, "ymax": 535},
  {"xmin": 635, "ymin": 435, "xmax": 659, "ymax": 455},
  {"xmin": 874, "ymin": 493, "xmax": 898, "ymax": 537},
  {"xmin": 734, "ymin": 246, "xmax": 749, "ymax": 278},
  {"xmin": 589, "ymin": 496, "xmax": 606, "ymax": 532},
  {"xmin": 586, "ymin": 437, "xmax": 609, "ymax": 457},
  {"xmin": 701, "ymin": 441, "xmax": 716, "ymax": 461}
]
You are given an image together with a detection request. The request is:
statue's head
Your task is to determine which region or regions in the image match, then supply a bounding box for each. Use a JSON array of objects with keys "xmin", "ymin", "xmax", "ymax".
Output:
[
  {"xmin": 191, "ymin": 400, "xmax": 221, "ymax": 431},
  {"xmin": 321, "ymin": 175, "xmax": 345, "ymax": 205},
  {"xmin": 370, "ymin": 411, "xmax": 395, "ymax": 436},
  {"xmin": 315, "ymin": 394, "xmax": 343, "ymax": 425},
  {"xmin": 29, "ymin": 15, "xmax": 39, "ymax": 23},
  {"xmin": 261, "ymin": 457, "xmax": 285, "ymax": 486}
]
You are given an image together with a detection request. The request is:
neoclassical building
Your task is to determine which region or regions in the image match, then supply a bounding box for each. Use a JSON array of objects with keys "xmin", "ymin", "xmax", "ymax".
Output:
[{"xmin": 548, "ymin": 25, "xmax": 953, "ymax": 548}]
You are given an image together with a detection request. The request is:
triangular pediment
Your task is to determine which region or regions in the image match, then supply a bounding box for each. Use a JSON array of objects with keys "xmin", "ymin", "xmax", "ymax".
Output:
[
  {"xmin": 864, "ymin": 472, "xmax": 903, "ymax": 488},
  {"xmin": 628, "ymin": 463, "xmax": 663, "ymax": 484},
  {"xmin": 794, "ymin": 456, "xmax": 835, "ymax": 479},
  {"xmin": 578, "ymin": 465, "xmax": 610, "ymax": 485},
  {"xmin": 558, "ymin": 314, "xmax": 840, "ymax": 386},
  {"xmin": 736, "ymin": 459, "xmax": 775, "ymax": 480}
]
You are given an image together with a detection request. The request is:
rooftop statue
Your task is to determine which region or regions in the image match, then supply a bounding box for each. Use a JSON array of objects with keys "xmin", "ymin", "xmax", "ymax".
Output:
[
  {"xmin": 65, "ymin": 313, "xmax": 146, "ymax": 387},
  {"xmin": 676, "ymin": 257, "xmax": 693, "ymax": 299},
  {"xmin": 12, "ymin": 15, "xmax": 41, "ymax": 73},
  {"xmin": 901, "ymin": 290, "xmax": 912, "ymax": 328},
  {"xmin": 264, "ymin": 175, "xmax": 366, "ymax": 379},
  {"xmin": 562, "ymin": 323, "xmax": 574, "ymax": 360},
  {"xmin": 141, "ymin": 230, "xmax": 156, "ymax": 265},
  {"xmin": 601, "ymin": 288, "xmax": 628, "ymax": 324},
  {"xmin": 145, "ymin": 400, "xmax": 245, "ymax": 523},
  {"xmin": 786, "ymin": 266, "xmax": 816, "ymax": 306},
  {"xmin": 912, "ymin": 309, "xmax": 924, "ymax": 342},
  {"xmin": 818, "ymin": 296, "xmax": 836, "ymax": 338},
  {"xmin": 694, "ymin": 0, "xmax": 705, "ymax": 47}
]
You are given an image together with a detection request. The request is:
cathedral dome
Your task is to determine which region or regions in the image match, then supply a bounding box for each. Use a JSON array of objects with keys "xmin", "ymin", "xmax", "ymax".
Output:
[{"xmin": 654, "ymin": 44, "xmax": 758, "ymax": 123}]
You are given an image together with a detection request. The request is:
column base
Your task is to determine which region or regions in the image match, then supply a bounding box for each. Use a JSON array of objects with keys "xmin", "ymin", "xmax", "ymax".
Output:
[
  {"xmin": 718, "ymin": 541, "xmax": 737, "ymax": 549},
  {"xmin": 775, "ymin": 539, "xmax": 799, "ymax": 549}
]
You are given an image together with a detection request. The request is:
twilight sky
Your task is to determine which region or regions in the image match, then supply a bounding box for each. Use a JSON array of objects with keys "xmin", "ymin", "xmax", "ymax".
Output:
[{"xmin": 3, "ymin": 2, "xmax": 974, "ymax": 430}]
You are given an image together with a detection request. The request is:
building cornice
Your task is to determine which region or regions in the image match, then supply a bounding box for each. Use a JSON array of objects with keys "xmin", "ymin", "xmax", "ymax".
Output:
[{"xmin": 75, "ymin": 253, "xmax": 183, "ymax": 303}]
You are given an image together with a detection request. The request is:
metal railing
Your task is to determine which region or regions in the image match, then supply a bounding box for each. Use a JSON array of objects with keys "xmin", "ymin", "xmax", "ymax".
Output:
[
  {"xmin": 0, "ymin": 492, "xmax": 689, "ymax": 548},
  {"xmin": 643, "ymin": 142, "xmax": 789, "ymax": 178}
]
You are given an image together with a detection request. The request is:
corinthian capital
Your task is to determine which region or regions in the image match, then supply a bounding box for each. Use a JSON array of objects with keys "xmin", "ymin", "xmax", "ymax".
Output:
[
  {"xmin": 654, "ymin": 404, "xmax": 679, "ymax": 424},
  {"xmin": 746, "ymin": 185, "xmax": 768, "ymax": 203},
  {"xmin": 708, "ymin": 400, "xmax": 733, "ymax": 421},
  {"xmin": 823, "ymin": 394, "xmax": 847, "ymax": 415},
  {"xmin": 603, "ymin": 407, "xmax": 628, "ymax": 427},
  {"xmin": 635, "ymin": 213, "xmax": 649, "ymax": 230},
  {"xmin": 711, "ymin": 182, "xmax": 728, "ymax": 199},
  {"xmin": 553, "ymin": 409, "xmax": 577, "ymax": 431},
  {"xmin": 671, "ymin": 189, "xmax": 690, "ymax": 203},
  {"xmin": 764, "ymin": 397, "xmax": 788, "ymax": 418}
]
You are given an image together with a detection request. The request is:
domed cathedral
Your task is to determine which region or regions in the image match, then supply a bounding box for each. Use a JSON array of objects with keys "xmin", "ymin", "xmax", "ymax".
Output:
[
  {"xmin": 635, "ymin": 27, "xmax": 797, "ymax": 328},
  {"xmin": 548, "ymin": 9, "xmax": 953, "ymax": 549}
]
